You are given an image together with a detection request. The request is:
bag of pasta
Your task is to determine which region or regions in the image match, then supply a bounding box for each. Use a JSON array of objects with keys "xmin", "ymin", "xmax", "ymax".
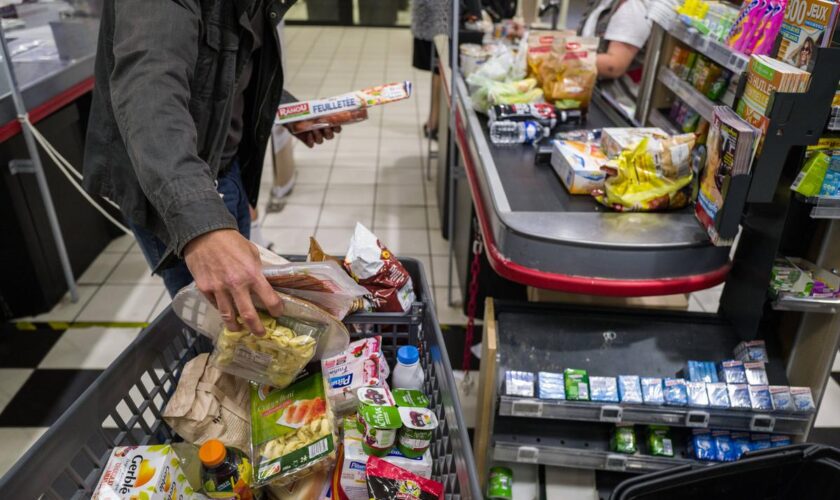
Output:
[
  {"xmin": 539, "ymin": 37, "xmax": 599, "ymax": 110},
  {"xmin": 526, "ymin": 30, "xmax": 576, "ymax": 84},
  {"xmin": 249, "ymin": 374, "xmax": 337, "ymax": 488},
  {"xmin": 593, "ymin": 137, "xmax": 695, "ymax": 211}
]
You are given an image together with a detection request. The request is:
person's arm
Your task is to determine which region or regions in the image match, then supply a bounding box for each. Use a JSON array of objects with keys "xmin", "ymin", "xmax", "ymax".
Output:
[
  {"xmin": 110, "ymin": 0, "xmax": 281, "ymax": 334},
  {"xmin": 597, "ymin": 41, "xmax": 640, "ymax": 79}
]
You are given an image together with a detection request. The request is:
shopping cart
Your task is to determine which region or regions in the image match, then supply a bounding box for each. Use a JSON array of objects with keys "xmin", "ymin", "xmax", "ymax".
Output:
[{"xmin": 0, "ymin": 259, "xmax": 481, "ymax": 499}]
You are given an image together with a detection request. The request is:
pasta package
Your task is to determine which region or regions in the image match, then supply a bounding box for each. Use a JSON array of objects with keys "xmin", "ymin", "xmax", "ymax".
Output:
[
  {"xmin": 539, "ymin": 37, "xmax": 599, "ymax": 109},
  {"xmin": 250, "ymin": 374, "xmax": 337, "ymax": 487}
]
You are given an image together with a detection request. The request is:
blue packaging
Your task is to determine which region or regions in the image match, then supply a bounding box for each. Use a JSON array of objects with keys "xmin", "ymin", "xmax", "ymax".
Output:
[
  {"xmin": 590, "ymin": 376, "xmax": 619, "ymax": 402},
  {"xmin": 641, "ymin": 377, "xmax": 665, "ymax": 405},
  {"xmin": 618, "ymin": 375, "xmax": 643, "ymax": 404},
  {"xmin": 769, "ymin": 385, "xmax": 794, "ymax": 411},
  {"xmin": 750, "ymin": 433, "xmax": 772, "ymax": 451},
  {"xmin": 790, "ymin": 387, "xmax": 816, "ymax": 412},
  {"xmin": 727, "ymin": 384, "xmax": 751, "ymax": 409},
  {"xmin": 663, "ymin": 378, "xmax": 688, "ymax": 406},
  {"xmin": 706, "ymin": 383, "xmax": 731, "ymax": 408},
  {"xmin": 749, "ymin": 385, "xmax": 773, "ymax": 411},
  {"xmin": 686, "ymin": 381, "xmax": 709, "ymax": 407},
  {"xmin": 713, "ymin": 431, "xmax": 738, "ymax": 462},
  {"xmin": 505, "ymin": 370, "xmax": 535, "ymax": 397},
  {"xmin": 731, "ymin": 432, "xmax": 752, "ymax": 459},
  {"xmin": 688, "ymin": 360, "xmax": 719, "ymax": 383},
  {"xmin": 691, "ymin": 430, "xmax": 717, "ymax": 461},
  {"xmin": 771, "ymin": 435, "xmax": 792, "ymax": 448},
  {"xmin": 744, "ymin": 361, "xmax": 769, "ymax": 386},
  {"xmin": 719, "ymin": 360, "xmax": 747, "ymax": 384},
  {"xmin": 734, "ymin": 340, "xmax": 768, "ymax": 363},
  {"xmin": 538, "ymin": 372, "xmax": 566, "ymax": 400}
]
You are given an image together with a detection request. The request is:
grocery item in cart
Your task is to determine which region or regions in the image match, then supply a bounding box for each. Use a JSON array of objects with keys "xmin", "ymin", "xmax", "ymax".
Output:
[
  {"xmin": 322, "ymin": 337, "xmax": 390, "ymax": 414},
  {"xmin": 397, "ymin": 407, "xmax": 438, "ymax": 459},
  {"xmin": 92, "ymin": 444, "xmax": 204, "ymax": 500},
  {"xmin": 358, "ymin": 404, "xmax": 402, "ymax": 457},
  {"xmin": 275, "ymin": 81, "xmax": 412, "ymax": 134},
  {"xmin": 344, "ymin": 223, "xmax": 416, "ymax": 313},
  {"xmin": 198, "ymin": 439, "xmax": 257, "ymax": 500},
  {"xmin": 250, "ymin": 374, "xmax": 337, "ymax": 487},
  {"xmin": 392, "ymin": 388, "xmax": 430, "ymax": 408},
  {"xmin": 263, "ymin": 261, "xmax": 368, "ymax": 319},
  {"xmin": 365, "ymin": 456, "xmax": 443, "ymax": 500}
]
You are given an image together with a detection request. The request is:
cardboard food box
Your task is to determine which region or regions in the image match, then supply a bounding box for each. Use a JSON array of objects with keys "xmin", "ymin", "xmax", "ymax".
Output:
[
  {"xmin": 550, "ymin": 139, "xmax": 607, "ymax": 195},
  {"xmin": 92, "ymin": 445, "xmax": 205, "ymax": 500}
]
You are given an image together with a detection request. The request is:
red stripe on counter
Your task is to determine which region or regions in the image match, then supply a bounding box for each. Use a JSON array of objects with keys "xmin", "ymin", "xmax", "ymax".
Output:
[{"xmin": 0, "ymin": 77, "xmax": 95, "ymax": 143}]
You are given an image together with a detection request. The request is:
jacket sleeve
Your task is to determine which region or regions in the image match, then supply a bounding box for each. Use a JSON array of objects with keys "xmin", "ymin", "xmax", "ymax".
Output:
[{"xmin": 110, "ymin": 0, "xmax": 237, "ymax": 255}]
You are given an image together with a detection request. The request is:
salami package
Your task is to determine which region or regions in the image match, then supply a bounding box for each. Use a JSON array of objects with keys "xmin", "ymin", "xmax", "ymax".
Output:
[
  {"xmin": 344, "ymin": 223, "xmax": 416, "ymax": 313},
  {"xmin": 365, "ymin": 456, "xmax": 443, "ymax": 500}
]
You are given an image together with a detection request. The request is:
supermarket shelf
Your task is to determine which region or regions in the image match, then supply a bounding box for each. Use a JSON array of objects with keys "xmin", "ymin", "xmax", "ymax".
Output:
[
  {"xmin": 663, "ymin": 20, "xmax": 750, "ymax": 76},
  {"xmin": 498, "ymin": 396, "xmax": 811, "ymax": 434},
  {"xmin": 772, "ymin": 294, "xmax": 840, "ymax": 314},
  {"xmin": 649, "ymin": 108, "xmax": 680, "ymax": 135},
  {"xmin": 799, "ymin": 196, "xmax": 840, "ymax": 219},
  {"xmin": 658, "ymin": 67, "xmax": 716, "ymax": 122}
]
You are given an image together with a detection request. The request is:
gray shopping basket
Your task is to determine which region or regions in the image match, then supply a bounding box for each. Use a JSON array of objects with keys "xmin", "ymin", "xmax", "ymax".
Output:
[{"xmin": 0, "ymin": 259, "xmax": 480, "ymax": 499}]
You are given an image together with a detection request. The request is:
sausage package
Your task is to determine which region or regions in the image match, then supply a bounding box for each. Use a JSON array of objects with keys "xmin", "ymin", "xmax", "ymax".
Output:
[
  {"xmin": 365, "ymin": 456, "xmax": 443, "ymax": 500},
  {"xmin": 344, "ymin": 223, "xmax": 416, "ymax": 313},
  {"xmin": 276, "ymin": 81, "xmax": 412, "ymax": 134}
]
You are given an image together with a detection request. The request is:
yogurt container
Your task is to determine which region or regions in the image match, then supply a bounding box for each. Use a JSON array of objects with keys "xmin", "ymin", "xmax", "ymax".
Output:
[
  {"xmin": 392, "ymin": 388, "xmax": 429, "ymax": 408},
  {"xmin": 357, "ymin": 386, "xmax": 395, "ymax": 407},
  {"xmin": 358, "ymin": 405, "xmax": 402, "ymax": 457},
  {"xmin": 397, "ymin": 407, "xmax": 439, "ymax": 458}
]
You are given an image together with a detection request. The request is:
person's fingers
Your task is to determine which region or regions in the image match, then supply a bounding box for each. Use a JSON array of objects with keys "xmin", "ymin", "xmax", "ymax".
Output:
[
  {"xmin": 253, "ymin": 277, "xmax": 285, "ymax": 318},
  {"xmin": 323, "ymin": 127, "xmax": 334, "ymax": 140},
  {"xmin": 312, "ymin": 129, "xmax": 324, "ymax": 144},
  {"xmin": 333, "ymin": 125, "xmax": 342, "ymax": 135},
  {"xmin": 215, "ymin": 290, "xmax": 241, "ymax": 332},
  {"xmin": 302, "ymin": 132, "xmax": 315, "ymax": 148},
  {"xmin": 231, "ymin": 286, "xmax": 265, "ymax": 336}
]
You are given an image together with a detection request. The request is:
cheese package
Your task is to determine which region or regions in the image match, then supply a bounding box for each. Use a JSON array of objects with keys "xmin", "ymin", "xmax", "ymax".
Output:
[
  {"xmin": 276, "ymin": 81, "xmax": 413, "ymax": 133},
  {"xmin": 550, "ymin": 139, "xmax": 608, "ymax": 194},
  {"xmin": 92, "ymin": 445, "xmax": 205, "ymax": 500}
]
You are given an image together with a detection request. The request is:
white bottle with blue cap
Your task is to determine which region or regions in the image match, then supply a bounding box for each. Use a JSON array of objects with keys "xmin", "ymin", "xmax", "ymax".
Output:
[{"xmin": 392, "ymin": 346, "xmax": 425, "ymax": 390}]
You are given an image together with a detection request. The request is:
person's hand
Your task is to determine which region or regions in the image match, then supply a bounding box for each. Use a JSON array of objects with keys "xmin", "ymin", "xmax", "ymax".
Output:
[
  {"xmin": 184, "ymin": 229, "xmax": 283, "ymax": 336},
  {"xmin": 291, "ymin": 125, "xmax": 342, "ymax": 148}
]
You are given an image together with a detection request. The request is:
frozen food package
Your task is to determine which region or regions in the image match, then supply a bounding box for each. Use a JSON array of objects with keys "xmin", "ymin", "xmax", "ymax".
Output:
[
  {"xmin": 344, "ymin": 223, "xmax": 416, "ymax": 313},
  {"xmin": 275, "ymin": 81, "xmax": 412, "ymax": 133},
  {"xmin": 250, "ymin": 374, "xmax": 336, "ymax": 487},
  {"xmin": 366, "ymin": 456, "xmax": 443, "ymax": 500},
  {"xmin": 172, "ymin": 287, "xmax": 349, "ymax": 388},
  {"xmin": 263, "ymin": 261, "xmax": 369, "ymax": 319}
]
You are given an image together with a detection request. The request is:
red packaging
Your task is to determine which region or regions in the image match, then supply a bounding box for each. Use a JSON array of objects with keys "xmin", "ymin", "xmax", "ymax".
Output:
[
  {"xmin": 365, "ymin": 456, "xmax": 443, "ymax": 500},
  {"xmin": 344, "ymin": 223, "xmax": 416, "ymax": 313}
]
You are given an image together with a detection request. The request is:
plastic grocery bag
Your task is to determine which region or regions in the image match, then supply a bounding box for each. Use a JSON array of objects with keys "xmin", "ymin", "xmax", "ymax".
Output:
[
  {"xmin": 593, "ymin": 137, "xmax": 695, "ymax": 211},
  {"xmin": 466, "ymin": 75, "xmax": 544, "ymax": 113},
  {"xmin": 171, "ymin": 287, "xmax": 349, "ymax": 388},
  {"xmin": 538, "ymin": 37, "xmax": 599, "ymax": 109},
  {"xmin": 263, "ymin": 261, "xmax": 368, "ymax": 319}
]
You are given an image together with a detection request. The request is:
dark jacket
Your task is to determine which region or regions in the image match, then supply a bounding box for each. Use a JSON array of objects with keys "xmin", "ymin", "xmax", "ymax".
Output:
[{"xmin": 83, "ymin": 0, "xmax": 292, "ymax": 265}]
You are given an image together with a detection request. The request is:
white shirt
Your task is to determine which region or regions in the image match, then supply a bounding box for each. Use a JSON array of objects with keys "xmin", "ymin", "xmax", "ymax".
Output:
[{"xmin": 603, "ymin": 0, "xmax": 653, "ymax": 49}]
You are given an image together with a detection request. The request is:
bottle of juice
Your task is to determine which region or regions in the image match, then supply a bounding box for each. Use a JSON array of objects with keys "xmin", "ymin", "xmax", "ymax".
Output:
[{"xmin": 199, "ymin": 439, "xmax": 256, "ymax": 500}]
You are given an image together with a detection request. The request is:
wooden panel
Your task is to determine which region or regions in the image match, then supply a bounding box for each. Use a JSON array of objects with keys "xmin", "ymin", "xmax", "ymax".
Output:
[{"xmin": 474, "ymin": 297, "xmax": 498, "ymax": 488}]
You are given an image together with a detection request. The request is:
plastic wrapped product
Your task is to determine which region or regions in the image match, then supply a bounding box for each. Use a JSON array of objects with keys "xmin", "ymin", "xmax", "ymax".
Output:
[
  {"xmin": 263, "ymin": 261, "xmax": 369, "ymax": 319},
  {"xmin": 687, "ymin": 360, "xmax": 719, "ymax": 383},
  {"xmin": 249, "ymin": 374, "xmax": 336, "ymax": 487},
  {"xmin": 769, "ymin": 385, "xmax": 794, "ymax": 411},
  {"xmin": 618, "ymin": 375, "xmax": 643, "ymax": 404},
  {"xmin": 731, "ymin": 432, "xmax": 752, "ymax": 459},
  {"xmin": 505, "ymin": 371, "xmax": 535, "ymax": 397},
  {"xmin": 663, "ymin": 378, "xmax": 688, "ymax": 407},
  {"xmin": 366, "ymin": 456, "xmax": 443, "ymax": 500},
  {"xmin": 323, "ymin": 350, "xmax": 386, "ymax": 415},
  {"xmin": 749, "ymin": 385, "xmax": 773, "ymax": 411},
  {"xmin": 718, "ymin": 360, "xmax": 747, "ymax": 384},
  {"xmin": 92, "ymin": 445, "xmax": 203, "ymax": 500},
  {"xmin": 686, "ymin": 381, "xmax": 710, "ymax": 407},
  {"xmin": 770, "ymin": 435, "xmax": 792, "ymax": 448},
  {"xmin": 396, "ymin": 407, "xmax": 438, "ymax": 459},
  {"xmin": 344, "ymin": 223, "xmax": 416, "ymax": 313},
  {"xmin": 647, "ymin": 426, "xmax": 674, "ymax": 457},
  {"xmin": 489, "ymin": 103, "xmax": 558, "ymax": 128},
  {"xmin": 641, "ymin": 377, "xmax": 665, "ymax": 405},
  {"xmin": 392, "ymin": 389, "xmax": 429, "ymax": 408},
  {"xmin": 590, "ymin": 376, "xmax": 619, "ymax": 402},
  {"xmin": 358, "ymin": 405, "xmax": 402, "ymax": 457},
  {"xmin": 538, "ymin": 372, "xmax": 566, "ymax": 400},
  {"xmin": 706, "ymin": 383, "xmax": 731, "ymax": 409},
  {"xmin": 610, "ymin": 425, "xmax": 637, "ymax": 454},
  {"xmin": 734, "ymin": 340, "xmax": 769, "ymax": 363},
  {"xmin": 564, "ymin": 368, "xmax": 590, "ymax": 401},
  {"xmin": 600, "ymin": 127, "xmax": 668, "ymax": 158},
  {"xmin": 727, "ymin": 384, "xmax": 752, "ymax": 409},
  {"xmin": 744, "ymin": 361, "xmax": 769, "ymax": 386},
  {"xmin": 357, "ymin": 387, "xmax": 395, "ymax": 408},
  {"xmin": 713, "ymin": 431, "xmax": 737, "ymax": 462},
  {"xmin": 790, "ymin": 387, "xmax": 816, "ymax": 412},
  {"xmin": 751, "ymin": 433, "xmax": 772, "ymax": 451},
  {"xmin": 690, "ymin": 430, "xmax": 717, "ymax": 461}
]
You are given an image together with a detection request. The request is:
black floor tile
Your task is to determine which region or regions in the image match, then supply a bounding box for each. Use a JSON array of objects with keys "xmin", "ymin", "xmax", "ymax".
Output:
[
  {"xmin": 0, "ymin": 326, "xmax": 64, "ymax": 368},
  {"xmin": 0, "ymin": 369, "xmax": 103, "ymax": 426}
]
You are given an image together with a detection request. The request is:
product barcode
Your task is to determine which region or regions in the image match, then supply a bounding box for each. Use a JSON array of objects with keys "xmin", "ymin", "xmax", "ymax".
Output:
[{"xmin": 308, "ymin": 439, "xmax": 329, "ymax": 458}]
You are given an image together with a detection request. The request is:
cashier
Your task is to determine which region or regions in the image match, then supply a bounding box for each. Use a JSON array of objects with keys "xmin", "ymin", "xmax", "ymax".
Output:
[
  {"xmin": 82, "ymin": 0, "xmax": 336, "ymax": 336},
  {"xmin": 579, "ymin": 0, "xmax": 653, "ymax": 79}
]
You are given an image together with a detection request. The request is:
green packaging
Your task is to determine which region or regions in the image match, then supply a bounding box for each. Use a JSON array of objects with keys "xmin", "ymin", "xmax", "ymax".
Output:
[
  {"xmin": 564, "ymin": 368, "xmax": 590, "ymax": 401},
  {"xmin": 392, "ymin": 388, "xmax": 430, "ymax": 408},
  {"xmin": 358, "ymin": 404, "xmax": 402, "ymax": 457},
  {"xmin": 647, "ymin": 425, "xmax": 674, "ymax": 457},
  {"xmin": 397, "ymin": 407, "xmax": 438, "ymax": 458},
  {"xmin": 610, "ymin": 425, "xmax": 637, "ymax": 454},
  {"xmin": 487, "ymin": 466, "xmax": 513, "ymax": 500},
  {"xmin": 791, "ymin": 152, "xmax": 830, "ymax": 197}
]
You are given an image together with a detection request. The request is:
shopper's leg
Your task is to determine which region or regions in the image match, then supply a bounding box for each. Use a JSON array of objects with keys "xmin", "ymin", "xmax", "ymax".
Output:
[
  {"xmin": 217, "ymin": 159, "xmax": 252, "ymax": 239},
  {"xmin": 427, "ymin": 72, "xmax": 441, "ymax": 133},
  {"xmin": 131, "ymin": 224, "xmax": 194, "ymax": 296}
]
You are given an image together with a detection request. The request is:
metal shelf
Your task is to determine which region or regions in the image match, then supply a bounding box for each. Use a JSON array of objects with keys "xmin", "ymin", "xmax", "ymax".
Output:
[
  {"xmin": 663, "ymin": 20, "xmax": 750, "ymax": 75},
  {"xmin": 799, "ymin": 196, "xmax": 840, "ymax": 220},
  {"xmin": 657, "ymin": 67, "xmax": 716, "ymax": 122},
  {"xmin": 772, "ymin": 294, "xmax": 840, "ymax": 314},
  {"xmin": 499, "ymin": 396, "xmax": 811, "ymax": 434}
]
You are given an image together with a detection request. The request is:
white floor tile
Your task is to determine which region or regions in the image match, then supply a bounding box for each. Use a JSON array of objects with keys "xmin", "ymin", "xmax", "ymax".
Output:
[
  {"xmin": 428, "ymin": 228, "xmax": 450, "ymax": 256},
  {"xmin": 402, "ymin": 253, "xmax": 433, "ymax": 281},
  {"xmin": 325, "ymin": 184, "xmax": 375, "ymax": 206},
  {"xmin": 106, "ymin": 253, "xmax": 162, "ymax": 286},
  {"xmin": 377, "ymin": 167, "xmax": 424, "ymax": 185},
  {"xmin": 76, "ymin": 284, "xmax": 166, "ymax": 323},
  {"xmin": 102, "ymin": 234, "xmax": 135, "ymax": 254},
  {"xmin": 0, "ymin": 427, "xmax": 49, "ymax": 478},
  {"xmin": 833, "ymin": 350, "xmax": 840, "ymax": 373},
  {"xmin": 432, "ymin": 256, "xmax": 461, "ymax": 290},
  {"xmin": 262, "ymin": 204, "xmax": 322, "ymax": 228},
  {"xmin": 314, "ymin": 227, "xmax": 354, "ymax": 256},
  {"xmin": 544, "ymin": 466, "xmax": 598, "ymax": 500},
  {"xmin": 373, "ymin": 228, "xmax": 429, "ymax": 255},
  {"xmin": 77, "ymin": 251, "xmax": 123, "ymax": 285},
  {"xmin": 19, "ymin": 285, "xmax": 98, "ymax": 323},
  {"xmin": 329, "ymin": 167, "xmax": 377, "ymax": 185},
  {"xmin": 262, "ymin": 227, "xmax": 317, "ymax": 255},
  {"xmin": 688, "ymin": 295, "xmax": 707, "ymax": 312},
  {"xmin": 38, "ymin": 327, "xmax": 143, "ymax": 369},
  {"xmin": 427, "ymin": 206, "xmax": 441, "ymax": 229},
  {"xmin": 374, "ymin": 205, "xmax": 427, "ymax": 229},
  {"xmin": 284, "ymin": 183, "xmax": 327, "ymax": 205},
  {"xmin": 332, "ymin": 152, "xmax": 379, "ymax": 169},
  {"xmin": 0, "ymin": 369, "xmax": 32, "ymax": 414},
  {"xmin": 318, "ymin": 204, "xmax": 373, "ymax": 229},
  {"xmin": 149, "ymin": 294, "xmax": 171, "ymax": 322},
  {"xmin": 434, "ymin": 287, "xmax": 467, "ymax": 325},
  {"xmin": 294, "ymin": 165, "xmax": 331, "ymax": 185},
  {"xmin": 376, "ymin": 184, "xmax": 425, "ymax": 206},
  {"xmin": 815, "ymin": 377, "xmax": 840, "ymax": 427}
]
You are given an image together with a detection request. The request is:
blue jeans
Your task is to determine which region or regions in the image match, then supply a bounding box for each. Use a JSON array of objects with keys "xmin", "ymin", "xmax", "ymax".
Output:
[{"xmin": 132, "ymin": 160, "xmax": 252, "ymax": 297}]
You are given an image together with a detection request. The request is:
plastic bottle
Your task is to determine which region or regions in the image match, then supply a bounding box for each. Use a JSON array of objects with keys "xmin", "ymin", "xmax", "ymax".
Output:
[
  {"xmin": 199, "ymin": 439, "xmax": 256, "ymax": 500},
  {"xmin": 489, "ymin": 120, "xmax": 549, "ymax": 145},
  {"xmin": 392, "ymin": 346, "xmax": 425, "ymax": 390}
]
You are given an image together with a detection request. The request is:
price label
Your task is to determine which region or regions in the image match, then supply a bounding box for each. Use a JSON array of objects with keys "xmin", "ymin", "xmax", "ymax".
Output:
[
  {"xmin": 511, "ymin": 400, "xmax": 544, "ymax": 418},
  {"xmin": 750, "ymin": 414, "xmax": 775, "ymax": 432},
  {"xmin": 516, "ymin": 446, "xmax": 540, "ymax": 463},
  {"xmin": 599, "ymin": 405, "xmax": 623, "ymax": 423},
  {"xmin": 605, "ymin": 454, "xmax": 628, "ymax": 471},
  {"xmin": 685, "ymin": 410, "xmax": 710, "ymax": 428}
]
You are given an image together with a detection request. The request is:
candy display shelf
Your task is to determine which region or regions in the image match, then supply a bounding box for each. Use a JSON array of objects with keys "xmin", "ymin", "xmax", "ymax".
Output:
[
  {"xmin": 661, "ymin": 19, "xmax": 750, "ymax": 75},
  {"xmin": 657, "ymin": 66, "xmax": 734, "ymax": 122},
  {"xmin": 771, "ymin": 294, "xmax": 840, "ymax": 314}
]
